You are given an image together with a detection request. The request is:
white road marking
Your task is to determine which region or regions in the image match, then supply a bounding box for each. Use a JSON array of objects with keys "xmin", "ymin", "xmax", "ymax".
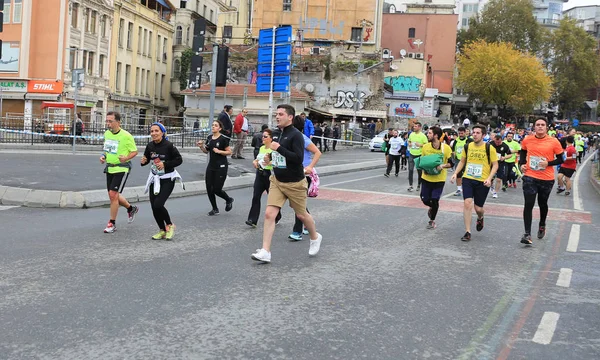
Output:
[
  {"xmin": 572, "ymin": 155, "xmax": 593, "ymax": 211},
  {"xmin": 0, "ymin": 205, "xmax": 18, "ymax": 211},
  {"xmin": 532, "ymin": 312, "xmax": 560, "ymax": 345},
  {"xmin": 566, "ymin": 224, "xmax": 580, "ymax": 253},
  {"xmin": 322, "ymin": 174, "xmax": 394, "ymax": 187},
  {"xmin": 580, "ymin": 250, "xmax": 600, "ymax": 254},
  {"xmin": 556, "ymin": 268, "xmax": 573, "ymax": 288}
]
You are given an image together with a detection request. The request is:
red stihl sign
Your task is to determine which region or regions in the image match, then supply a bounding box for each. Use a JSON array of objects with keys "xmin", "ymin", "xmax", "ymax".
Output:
[{"xmin": 27, "ymin": 80, "xmax": 64, "ymax": 94}]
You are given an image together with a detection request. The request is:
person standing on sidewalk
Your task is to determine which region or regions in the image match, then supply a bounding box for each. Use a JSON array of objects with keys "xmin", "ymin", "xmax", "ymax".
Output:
[
  {"xmin": 300, "ymin": 112, "xmax": 314, "ymax": 139},
  {"xmin": 251, "ymin": 104, "xmax": 322, "ymax": 263},
  {"xmin": 100, "ymin": 111, "xmax": 139, "ymax": 234},
  {"xmin": 451, "ymin": 125, "xmax": 498, "ymax": 242},
  {"xmin": 518, "ymin": 118, "xmax": 564, "ymax": 245},
  {"xmin": 312, "ymin": 123, "xmax": 323, "ymax": 151},
  {"xmin": 407, "ymin": 122, "xmax": 428, "ymax": 192},
  {"xmin": 332, "ymin": 123, "xmax": 340, "ymax": 151},
  {"xmin": 141, "ymin": 123, "xmax": 183, "ymax": 240},
  {"xmin": 218, "ymin": 105, "xmax": 233, "ymax": 137},
  {"xmin": 197, "ymin": 120, "xmax": 234, "ymax": 216},
  {"xmin": 251, "ymin": 124, "xmax": 269, "ymax": 159},
  {"xmin": 232, "ymin": 109, "xmax": 249, "ymax": 159}
]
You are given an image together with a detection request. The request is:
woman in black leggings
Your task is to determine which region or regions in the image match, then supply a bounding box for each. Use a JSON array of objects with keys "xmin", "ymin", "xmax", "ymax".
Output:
[
  {"xmin": 141, "ymin": 123, "xmax": 183, "ymax": 240},
  {"xmin": 197, "ymin": 120, "xmax": 234, "ymax": 216}
]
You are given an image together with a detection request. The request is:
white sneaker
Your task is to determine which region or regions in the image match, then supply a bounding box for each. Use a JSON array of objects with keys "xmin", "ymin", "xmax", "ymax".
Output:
[
  {"xmin": 251, "ymin": 248, "xmax": 271, "ymax": 263},
  {"xmin": 309, "ymin": 233, "xmax": 322, "ymax": 256},
  {"xmin": 103, "ymin": 222, "xmax": 116, "ymax": 233},
  {"xmin": 492, "ymin": 192, "xmax": 498, "ymax": 198}
]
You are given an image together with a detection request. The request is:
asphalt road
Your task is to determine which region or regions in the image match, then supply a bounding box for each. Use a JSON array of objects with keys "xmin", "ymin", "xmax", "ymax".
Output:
[
  {"xmin": 0, "ymin": 147, "xmax": 382, "ymax": 191},
  {"xmin": 1, "ymin": 159, "xmax": 599, "ymax": 359}
]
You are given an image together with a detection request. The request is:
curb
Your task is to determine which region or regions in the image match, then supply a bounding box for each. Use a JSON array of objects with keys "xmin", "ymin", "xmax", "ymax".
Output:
[
  {"xmin": 590, "ymin": 161, "xmax": 600, "ymax": 196},
  {"xmin": 0, "ymin": 161, "xmax": 384, "ymax": 209}
]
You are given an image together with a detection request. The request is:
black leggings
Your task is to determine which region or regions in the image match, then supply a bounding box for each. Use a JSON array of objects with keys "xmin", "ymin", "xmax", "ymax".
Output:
[
  {"xmin": 522, "ymin": 176, "xmax": 554, "ymax": 235},
  {"xmin": 577, "ymin": 151, "xmax": 583, "ymax": 164},
  {"xmin": 149, "ymin": 179, "xmax": 175, "ymax": 230},
  {"xmin": 247, "ymin": 170, "xmax": 281, "ymax": 225},
  {"xmin": 205, "ymin": 166, "xmax": 231, "ymax": 210}
]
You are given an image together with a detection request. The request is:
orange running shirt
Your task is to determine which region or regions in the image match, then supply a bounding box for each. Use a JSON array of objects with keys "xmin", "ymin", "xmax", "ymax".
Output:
[{"xmin": 521, "ymin": 135, "xmax": 563, "ymax": 181}]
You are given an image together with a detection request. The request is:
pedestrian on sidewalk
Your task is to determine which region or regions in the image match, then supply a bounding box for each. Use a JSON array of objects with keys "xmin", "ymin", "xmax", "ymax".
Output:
[
  {"xmin": 251, "ymin": 104, "xmax": 322, "ymax": 263},
  {"xmin": 141, "ymin": 123, "xmax": 183, "ymax": 240},
  {"xmin": 197, "ymin": 120, "xmax": 234, "ymax": 216},
  {"xmin": 232, "ymin": 108, "xmax": 249, "ymax": 159},
  {"xmin": 252, "ymin": 124, "xmax": 269, "ymax": 159},
  {"xmin": 100, "ymin": 111, "xmax": 139, "ymax": 234},
  {"xmin": 332, "ymin": 123, "xmax": 340, "ymax": 151},
  {"xmin": 313, "ymin": 123, "xmax": 323, "ymax": 151},
  {"xmin": 246, "ymin": 128, "xmax": 282, "ymax": 228}
]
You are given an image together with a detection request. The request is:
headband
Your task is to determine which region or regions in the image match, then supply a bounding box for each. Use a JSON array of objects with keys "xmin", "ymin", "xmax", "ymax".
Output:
[{"xmin": 152, "ymin": 122, "xmax": 168, "ymax": 140}]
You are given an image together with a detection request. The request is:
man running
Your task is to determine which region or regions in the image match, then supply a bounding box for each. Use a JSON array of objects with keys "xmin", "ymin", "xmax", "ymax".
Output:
[
  {"xmin": 451, "ymin": 125, "xmax": 498, "ymax": 242},
  {"xmin": 490, "ymin": 135, "xmax": 512, "ymax": 198},
  {"xmin": 100, "ymin": 111, "xmax": 139, "ymax": 233},
  {"xmin": 407, "ymin": 122, "xmax": 428, "ymax": 192},
  {"xmin": 451, "ymin": 127, "xmax": 471, "ymax": 196},
  {"xmin": 518, "ymin": 118, "xmax": 564, "ymax": 245},
  {"xmin": 251, "ymin": 104, "xmax": 322, "ymax": 263},
  {"xmin": 557, "ymin": 135, "xmax": 577, "ymax": 196},
  {"xmin": 420, "ymin": 126, "xmax": 453, "ymax": 229},
  {"xmin": 503, "ymin": 132, "xmax": 521, "ymax": 189}
]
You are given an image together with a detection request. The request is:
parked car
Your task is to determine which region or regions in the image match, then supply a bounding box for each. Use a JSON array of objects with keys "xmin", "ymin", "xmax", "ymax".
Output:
[{"xmin": 369, "ymin": 130, "xmax": 389, "ymax": 152}]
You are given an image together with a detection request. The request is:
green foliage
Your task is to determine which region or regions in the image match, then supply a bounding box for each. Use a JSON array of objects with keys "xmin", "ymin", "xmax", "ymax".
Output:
[{"xmin": 179, "ymin": 48, "xmax": 195, "ymax": 91}]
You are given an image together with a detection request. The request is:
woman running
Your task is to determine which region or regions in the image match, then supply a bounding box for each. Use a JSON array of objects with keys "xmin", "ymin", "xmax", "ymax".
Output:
[
  {"xmin": 141, "ymin": 123, "xmax": 183, "ymax": 240},
  {"xmin": 246, "ymin": 128, "xmax": 282, "ymax": 227},
  {"xmin": 197, "ymin": 120, "xmax": 234, "ymax": 216},
  {"xmin": 289, "ymin": 115, "xmax": 322, "ymax": 241}
]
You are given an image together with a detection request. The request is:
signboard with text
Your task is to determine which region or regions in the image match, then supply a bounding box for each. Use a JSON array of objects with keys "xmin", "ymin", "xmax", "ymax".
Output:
[{"xmin": 0, "ymin": 80, "xmax": 27, "ymax": 92}]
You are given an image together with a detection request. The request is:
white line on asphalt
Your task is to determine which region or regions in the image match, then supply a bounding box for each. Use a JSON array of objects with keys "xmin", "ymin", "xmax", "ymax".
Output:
[
  {"xmin": 580, "ymin": 250, "xmax": 600, "ymax": 253},
  {"xmin": 322, "ymin": 173, "xmax": 395, "ymax": 187},
  {"xmin": 0, "ymin": 205, "xmax": 18, "ymax": 211},
  {"xmin": 566, "ymin": 224, "xmax": 580, "ymax": 253},
  {"xmin": 556, "ymin": 268, "xmax": 573, "ymax": 288},
  {"xmin": 532, "ymin": 312, "xmax": 560, "ymax": 345},
  {"xmin": 572, "ymin": 155, "xmax": 593, "ymax": 211}
]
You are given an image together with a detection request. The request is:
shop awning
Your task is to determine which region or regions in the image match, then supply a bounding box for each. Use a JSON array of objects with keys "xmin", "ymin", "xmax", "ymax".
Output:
[
  {"xmin": 327, "ymin": 108, "xmax": 387, "ymax": 118},
  {"xmin": 305, "ymin": 107, "xmax": 333, "ymax": 117},
  {"xmin": 0, "ymin": 92, "xmax": 25, "ymax": 100},
  {"xmin": 25, "ymin": 93, "xmax": 60, "ymax": 101}
]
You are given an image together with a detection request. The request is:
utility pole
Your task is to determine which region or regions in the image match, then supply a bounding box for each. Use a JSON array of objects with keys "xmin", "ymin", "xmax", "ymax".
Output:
[{"xmin": 208, "ymin": 44, "xmax": 218, "ymax": 123}]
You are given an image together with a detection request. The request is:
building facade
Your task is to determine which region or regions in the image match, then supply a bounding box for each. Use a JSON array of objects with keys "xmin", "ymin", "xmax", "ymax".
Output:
[
  {"xmin": 108, "ymin": 0, "xmax": 176, "ymax": 125},
  {"xmin": 456, "ymin": 0, "xmax": 488, "ymax": 29},
  {"xmin": 533, "ymin": 0, "xmax": 568, "ymax": 29},
  {"xmin": 216, "ymin": 0, "xmax": 251, "ymax": 45}
]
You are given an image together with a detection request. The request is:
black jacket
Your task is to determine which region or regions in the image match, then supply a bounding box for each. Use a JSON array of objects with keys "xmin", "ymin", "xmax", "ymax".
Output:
[
  {"xmin": 218, "ymin": 111, "xmax": 233, "ymax": 136},
  {"xmin": 142, "ymin": 139, "xmax": 183, "ymax": 173},
  {"xmin": 271, "ymin": 125, "xmax": 305, "ymax": 182}
]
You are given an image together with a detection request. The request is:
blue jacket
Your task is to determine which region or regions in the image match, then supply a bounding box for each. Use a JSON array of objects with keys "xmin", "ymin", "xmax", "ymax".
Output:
[{"xmin": 304, "ymin": 118, "xmax": 315, "ymax": 138}]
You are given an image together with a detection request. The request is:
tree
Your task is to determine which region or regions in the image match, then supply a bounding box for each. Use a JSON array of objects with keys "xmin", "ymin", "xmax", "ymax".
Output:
[
  {"xmin": 456, "ymin": 41, "xmax": 553, "ymax": 116},
  {"xmin": 549, "ymin": 18, "xmax": 600, "ymax": 118},
  {"xmin": 179, "ymin": 48, "xmax": 195, "ymax": 91},
  {"xmin": 457, "ymin": 0, "xmax": 544, "ymax": 54}
]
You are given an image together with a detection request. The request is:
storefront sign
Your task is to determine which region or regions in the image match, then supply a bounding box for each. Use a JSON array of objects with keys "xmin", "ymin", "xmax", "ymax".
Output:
[
  {"xmin": 0, "ymin": 80, "xmax": 27, "ymax": 92},
  {"xmin": 27, "ymin": 80, "xmax": 64, "ymax": 94}
]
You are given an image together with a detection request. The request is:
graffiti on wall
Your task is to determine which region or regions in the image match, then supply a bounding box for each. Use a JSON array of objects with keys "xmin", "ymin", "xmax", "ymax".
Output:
[
  {"xmin": 300, "ymin": 17, "xmax": 345, "ymax": 36},
  {"xmin": 384, "ymin": 76, "xmax": 422, "ymax": 93},
  {"xmin": 333, "ymin": 90, "xmax": 367, "ymax": 109},
  {"xmin": 394, "ymin": 103, "xmax": 415, "ymax": 117},
  {"xmin": 364, "ymin": 28, "xmax": 373, "ymax": 42}
]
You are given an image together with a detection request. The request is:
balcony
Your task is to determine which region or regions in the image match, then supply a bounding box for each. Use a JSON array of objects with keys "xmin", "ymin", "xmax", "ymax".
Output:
[{"xmin": 538, "ymin": 18, "xmax": 560, "ymax": 27}]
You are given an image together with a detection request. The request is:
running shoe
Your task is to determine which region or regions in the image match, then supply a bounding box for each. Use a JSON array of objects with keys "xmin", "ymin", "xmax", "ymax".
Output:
[
  {"xmin": 556, "ymin": 188, "xmax": 566, "ymax": 194},
  {"xmin": 208, "ymin": 209, "xmax": 220, "ymax": 216},
  {"xmin": 251, "ymin": 248, "xmax": 271, "ymax": 263},
  {"xmin": 407, "ymin": 186, "xmax": 414, "ymax": 192},
  {"xmin": 384, "ymin": 173, "xmax": 390, "ymax": 177},
  {"xmin": 476, "ymin": 217, "xmax": 484, "ymax": 232},
  {"xmin": 520, "ymin": 233, "xmax": 533, "ymax": 245},
  {"xmin": 308, "ymin": 233, "xmax": 323, "ymax": 256},
  {"xmin": 537, "ymin": 226, "xmax": 546, "ymax": 240},
  {"xmin": 104, "ymin": 222, "xmax": 116, "ymax": 233},
  {"xmin": 127, "ymin": 206, "xmax": 139, "ymax": 224},
  {"xmin": 152, "ymin": 230, "xmax": 166, "ymax": 240},
  {"xmin": 395, "ymin": 173, "xmax": 399, "ymax": 177},
  {"xmin": 165, "ymin": 224, "xmax": 175, "ymax": 240},
  {"xmin": 461, "ymin": 232, "xmax": 471, "ymax": 241},
  {"xmin": 492, "ymin": 192, "xmax": 498, "ymax": 199},
  {"xmin": 416, "ymin": 185, "xmax": 421, "ymax": 192},
  {"xmin": 245, "ymin": 220, "xmax": 257, "ymax": 228},
  {"xmin": 302, "ymin": 228, "xmax": 309, "ymax": 235},
  {"xmin": 502, "ymin": 185, "xmax": 507, "ymax": 192},
  {"xmin": 426, "ymin": 220, "xmax": 436, "ymax": 229},
  {"xmin": 288, "ymin": 232, "xmax": 303, "ymax": 241},
  {"xmin": 225, "ymin": 198, "xmax": 234, "ymax": 212},
  {"xmin": 565, "ymin": 191, "xmax": 571, "ymax": 196},
  {"xmin": 454, "ymin": 189, "xmax": 462, "ymax": 196}
]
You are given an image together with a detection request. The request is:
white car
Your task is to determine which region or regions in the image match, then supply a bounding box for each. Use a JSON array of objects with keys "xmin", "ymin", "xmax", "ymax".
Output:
[{"xmin": 369, "ymin": 130, "xmax": 389, "ymax": 152}]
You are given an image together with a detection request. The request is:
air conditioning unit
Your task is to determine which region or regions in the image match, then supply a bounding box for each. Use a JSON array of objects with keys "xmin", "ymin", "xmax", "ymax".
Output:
[
  {"xmin": 408, "ymin": 52, "xmax": 415, "ymax": 58},
  {"xmin": 415, "ymin": 53, "xmax": 424, "ymax": 59}
]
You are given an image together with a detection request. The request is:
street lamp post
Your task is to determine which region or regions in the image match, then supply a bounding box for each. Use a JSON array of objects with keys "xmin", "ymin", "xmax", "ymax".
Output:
[{"xmin": 68, "ymin": 47, "xmax": 86, "ymax": 154}]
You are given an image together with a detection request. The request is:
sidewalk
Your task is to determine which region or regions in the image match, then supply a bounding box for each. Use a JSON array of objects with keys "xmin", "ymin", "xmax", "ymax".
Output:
[{"xmin": 0, "ymin": 147, "xmax": 383, "ymax": 208}]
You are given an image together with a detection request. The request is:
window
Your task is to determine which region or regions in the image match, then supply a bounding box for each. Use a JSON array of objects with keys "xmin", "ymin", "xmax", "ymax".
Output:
[
  {"xmin": 186, "ymin": 26, "xmax": 190, "ymax": 45},
  {"xmin": 463, "ymin": 4, "xmax": 468, "ymax": 12},
  {"xmin": 138, "ymin": 26, "xmax": 143, "ymax": 53},
  {"xmin": 90, "ymin": 10, "xmax": 97, "ymax": 33},
  {"xmin": 155, "ymin": 73, "xmax": 159, "ymax": 99},
  {"xmin": 474, "ymin": 4, "xmax": 479, "ymax": 12},
  {"xmin": 82, "ymin": 50, "xmax": 88, "ymax": 71},
  {"xmin": 180, "ymin": 0, "xmax": 186, "ymax": 8},
  {"xmin": 351, "ymin": 27, "xmax": 362, "ymax": 42},
  {"xmin": 196, "ymin": 0, "xmax": 200, "ymax": 13},
  {"xmin": 135, "ymin": 67, "xmax": 140, "ymax": 94},
  {"xmin": 462, "ymin": 18, "xmax": 469, "ymax": 27},
  {"xmin": 13, "ymin": 0, "xmax": 22, "ymax": 24},
  {"xmin": 101, "ymin": 16, "xmax": 107, "ymax": 37},
  {"xmin": 143, "ymin": 29, "xmax": 148, "ymax": 55},
  {"xmin": 157, "ymin": 35, "xmax": 162, "ymax": 60},
  {"xmin": 3, "ymin": 1, "xmax": 9, "ymax": 23},
  {"xmin": 127, "ymin": 22, "xmax": 133, "ymax": 49},
  {"xmin": 118, "ymin": 19, "xmax": 124, "ymax": 46},
  {"xmin": 161, "ymin": 75, "xmax": 166, "ymax": 99},
  {"xmin": 125, "ymin": 64, "xmax": 131, "ymax": 93},
  {"xmin": 173, "ymin": 59, "xmax": 181, "ymax": 76},
  {"xmin": 146, "ymin": 71, "xmax": 150, "ymax": 96},
  {"xmin": 99, "ymin": 55, "xmax": 105, "ymax": 77},
  {"xmin": 84, "ymin": 8, "xmax": 89, "ymax": 32},
  {"xmin": 203, "ymin": 5, "xmax": 207, "ymax": 18},
  {"xmin": 175, "ymin": 25, "xmax": 183, "ymax": 45},
  {"xmin": 163, "ymin": 38, "xmax": 167, "ymax": 62},
  {"xmin": 210, "ymin": 10, "xmax": 213, "ymax": 23},
  {"xmin": 408, "ymin": 27, "xmax": 415, "ymax": 38},
  {"xmin": 283, "ymin": 0, "xmax": 292, "ymax": 11},
  {"xmin": 71, "ymin": 3, "xmax": 79, "ymax": 28},
  {"xmin": 87, "ymin": 52, "xmax": 94, "ymax": 75},
  {"xmin": 223, "ymin": 25, "xmax": 232, "ymax": 38},
  {"xmin": 69, "ymin": 50, "xmax": 75, "ymax": 70},
  {"xmin": 116, "ymin": 62, "xmax": 122, "ymax": 91},
  {"xmin": 148, "ymin": 31, "xmax": 153, "ymax": 58}
]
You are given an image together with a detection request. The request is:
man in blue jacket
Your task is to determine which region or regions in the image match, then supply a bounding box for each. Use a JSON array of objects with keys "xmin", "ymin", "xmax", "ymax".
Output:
[{"xmin": 300, "ymin": 112, "xmax": 314, "ymax": 138}]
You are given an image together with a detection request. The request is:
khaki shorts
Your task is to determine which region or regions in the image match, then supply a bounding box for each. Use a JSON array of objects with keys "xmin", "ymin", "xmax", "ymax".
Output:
[{"xmin": 267, "ymin": 175, "xmax": 308, "ymax": 215}]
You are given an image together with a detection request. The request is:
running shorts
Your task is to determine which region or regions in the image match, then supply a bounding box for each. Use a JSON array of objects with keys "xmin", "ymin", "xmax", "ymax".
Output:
[
  {"xmin": 106, "ymin": 172, "xmax": 129, "ymax": 193},
  {"xmin": 462, "ymin": 177, "xmax": 491, "ymax": 208}
]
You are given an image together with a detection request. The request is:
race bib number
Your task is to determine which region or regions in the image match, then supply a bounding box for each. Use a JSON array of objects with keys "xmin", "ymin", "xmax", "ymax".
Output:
[
  {"xmin": 151, "ymin": 162, "xmax": 165, "ymax": 175},
  {"xmin": 271, "ymin": 152, "xmax": 287, "ymax": 169},
  {"xmin": 529, "ymin": 156, "xmax": 546, "ymax": 171},
  {"xmin": 466, "ymin": 163, "xmax": 483, "ymax": 178},
  {"xmin": 103, "ymin": 139, "xmax": 119, "ymax": 154},
  {"xmin": 257, "ymin": 153, "xmax": 269, "ymax": 169}
]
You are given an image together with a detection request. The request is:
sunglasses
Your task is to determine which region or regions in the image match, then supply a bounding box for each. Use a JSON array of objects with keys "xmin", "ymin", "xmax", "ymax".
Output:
[{"xmin": 262, "ymin": 135, "xmax": 270, "ymax": 138}]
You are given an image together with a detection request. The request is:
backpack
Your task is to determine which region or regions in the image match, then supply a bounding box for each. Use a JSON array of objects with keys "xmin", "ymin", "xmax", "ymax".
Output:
[
  {"xmin": 464, "ymin": 142, "xmax": 491, "ymax": 165},
  {"xmin": 307, "ymin": 168, "xmax": 320, "ymax": 198}
]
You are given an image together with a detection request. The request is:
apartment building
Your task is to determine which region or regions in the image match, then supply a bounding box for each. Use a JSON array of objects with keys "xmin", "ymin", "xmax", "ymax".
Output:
[
  {"xmin": 216, "ymin": 0, "xmax": 252, "ymax": 45},
  {"xmin": 108, "ymin": 0, "xmax": 176, "ymax": 123},
  {"xmin": 533, "ymin": 0, "xmax": 568, "ymax": 29}
]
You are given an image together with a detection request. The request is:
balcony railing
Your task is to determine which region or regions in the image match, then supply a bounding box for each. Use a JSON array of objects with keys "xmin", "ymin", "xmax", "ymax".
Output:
[{"xmin": 538, "ymin": 18, "xmax": 560, "ymax": 27}]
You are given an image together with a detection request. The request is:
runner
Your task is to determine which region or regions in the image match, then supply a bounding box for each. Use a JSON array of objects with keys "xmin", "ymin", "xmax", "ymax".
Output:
[
  {"xmin": 420, "ymin": 126, "xmax": 453, "ymax": 229},
  {"xmin": 251, "ymin": 104, "xmax": 322, "ymax": 263},
  {"xmin": 407, "ymin": 122, "xmax": 428, "ymax": 192},
  {"xmin": 518, "ymin": 118, "xmax": 564, "ymax": 245},
  {"xmin": 451, "ymin": 127, "xmax": 471, "ymax": 196},
  {"xmin": 450, "ymin": 125, "xmax": 498, "ymax": 242},
  {"xmin": 246, "ymin": 128, "xmax": 282, "ymax": 227},
  {"xmin": 490, "ymin": 135, "xmax": 512, "ymax": 198},
  {"xmin": 503, "ymin": 132, "xmax": 521, "ymax": 189},
  {"xmin": 197, "ymin": 120, "xmax": 234, "ymax": 216},
  {"xmin": 141, "ymin": 123, "xmax": 183, "ymax": 240},
  {"xmin": 557, "ymin": 135, "xmax": 577, "ymax": 196},
  {"xmin": 100, "ymin": 111, "xmax": 139, "ymax": 233},
  {"xmin": 385, "ymin": 130, "xmax": 403, "ymax": 177}
]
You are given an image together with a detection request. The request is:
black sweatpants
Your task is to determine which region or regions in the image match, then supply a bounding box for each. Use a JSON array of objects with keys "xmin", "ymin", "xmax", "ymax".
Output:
[
  {"xmin": 205, "ymin": 166, "xmax": 231, "ymax": 210},
  {"xmin": 149, "ymin": 179, "xmax": 175, "ymax": 230},
  {"xmin": 386, "ymin": 154, "xmax": 401, "ymax": 175},
  {"xmin": 247, "ymin": 170, "xmax": 281, "ymax": 225}
]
